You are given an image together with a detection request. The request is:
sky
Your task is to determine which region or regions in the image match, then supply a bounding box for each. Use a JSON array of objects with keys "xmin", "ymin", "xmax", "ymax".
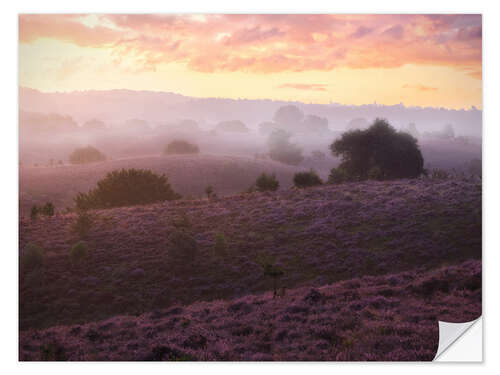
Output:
[{"xmin": 18, "ymin": 14, "xmax": 482, "ymax": 109}]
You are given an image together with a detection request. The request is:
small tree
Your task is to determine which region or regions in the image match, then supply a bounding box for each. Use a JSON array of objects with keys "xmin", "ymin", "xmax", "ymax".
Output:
[
  {"xmin": 164, "ymin": 140, "xmax": 200, "ymax": 155},
  {"xmin": 69, "ymin": 146, "xmax": 106, "ymax": 164},
  {"xmin": 30, "ymin": 205, "xmax": 39, "ymax": 221},
  {"xmin": 74, "ymin": 168, "xmax": 180, "ymax": 210},
  {"xmin": 254, "ymin": 173, "xmax": 280, "ymax": 192},
  {"xmin": 72, "ymin": 209, "xmax": 94, "ymax": 238},
  {"xmin": 70, "ymin": 241, "xmax": 89, "ymax": 265},
  {"xmin": 293, "ymin": 170, "xmax": 323, "ymax": 188},
  {"xmin": 205, "ymin": 185, "xmax": 215, "ymax": 199},
  {"xmin": 41, "ymin": 202, "xmax": 55, "ymax": 216},
  {"xmin": 21, "ymin": 242, "xmax": 44, "ymax": 274},
  {"xmin": 255, "ymin": 253, "xmax": 284, "ymax": 298}
]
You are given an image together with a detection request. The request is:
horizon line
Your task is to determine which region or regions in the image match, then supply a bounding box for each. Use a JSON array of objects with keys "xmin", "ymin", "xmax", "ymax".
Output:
[{"xmin": 19, "ymin": 86, "xmax": 482, "ymax": 112}]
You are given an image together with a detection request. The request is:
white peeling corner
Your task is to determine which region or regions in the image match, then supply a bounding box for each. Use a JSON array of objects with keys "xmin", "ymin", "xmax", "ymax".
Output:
[{"xmin": 434, "ymin": 317, "xmax": 482, "ymax": 362}]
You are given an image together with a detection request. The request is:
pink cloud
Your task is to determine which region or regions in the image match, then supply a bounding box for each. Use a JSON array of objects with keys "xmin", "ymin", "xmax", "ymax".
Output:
[
  {"xmin": 402, "ymin": 84, "xmax": 439, "ymax": 92},
  {"xmin": 276, "ymin": 83, "xmax": 328, "ymax": 92},
  {"xmin": 19, "ymin": 14, "xmax": 482, "ymax": 78}
]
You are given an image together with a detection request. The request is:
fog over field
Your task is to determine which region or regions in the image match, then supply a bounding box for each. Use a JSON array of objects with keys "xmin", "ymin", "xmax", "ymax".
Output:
[
  {"xmin": 19, "ymin": 87, "xmax": 481, "ymax": 168},
  {"xmin": 18, "ymin": 13, "xmax": 482, "ymax": 362}
]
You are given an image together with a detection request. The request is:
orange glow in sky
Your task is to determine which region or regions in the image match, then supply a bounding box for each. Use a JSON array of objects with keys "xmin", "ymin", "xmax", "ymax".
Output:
[{"xmin": 18, "ymin": 14, "xmax": 482, "ymax": 109}]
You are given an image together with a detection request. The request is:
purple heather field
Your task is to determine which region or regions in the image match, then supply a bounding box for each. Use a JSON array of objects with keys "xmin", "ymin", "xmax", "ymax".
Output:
[{"xmin": 19, "ymin": 176, "xmax": 481, "ymax": 361}]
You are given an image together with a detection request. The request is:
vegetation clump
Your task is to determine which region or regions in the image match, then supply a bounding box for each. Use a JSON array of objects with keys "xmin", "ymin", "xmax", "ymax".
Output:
[
  {"xmin": 21, "ymin": 242, "xmax": 44, "ymax": 274},
  {"xmin": 164, "ymin": 140, "xmax": 200, "ymax": 155},
  {"xmin": 74, "ymin": 168, "xmax": 180, "ymax": 210},
  {"xmin": 30, "ymin": 202, "xmax": 55, "ymax": 220},
  {"xmin": 70, "ymin": 241, "xmax": 89, "ymax": 265},
  {"xmin": 69, "ymin": 146, "xmax": 106, "ymax": 164},
  {"xmin": 72, "ymin": 209, "xmax": 94, "ymax": 238},
  {"xmin": 214, "ymin": 233, "xmax": 227, "ymax": 257},
  {"xmin": 251, "ymin": 173, "xmax": 280, "ymax": 192},
  {"xmin": 205, "ymin": 185, "xmax": 215, "ymax": 199},
  {"xmin": 329, "ymin": 118, "xmax": 424, "ymax": 183},
  {"xmin": 293, "ymin": 170, "xmax": 323, "ymax": 188},
  {"xmin": 267, "ymin": 129, "xmax": 304, "ymax": 166}
]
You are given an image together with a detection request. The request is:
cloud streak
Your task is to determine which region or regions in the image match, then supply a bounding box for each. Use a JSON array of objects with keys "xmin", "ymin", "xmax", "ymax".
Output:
[
  {"xmin": 19, "ymin": 14, "xmax": 482, "ymax": 78},
  {"xmin": 276, "ymin": 83, "xmax": 329, "ymax": 91}
]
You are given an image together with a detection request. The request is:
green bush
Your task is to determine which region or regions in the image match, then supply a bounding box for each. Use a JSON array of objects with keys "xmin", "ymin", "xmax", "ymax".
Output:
[
  {"xmin": 214, "ymin": 233, "xmax": 227, "ymax": 257},
  {"xmin": 74, "ymin": 168, "xmax": 181, "ymax": 210},
  {"xmin": 41, "ymin": 202, "xmax": 55, "ymax": 216},
  {"xmin": 429, "ymin": 168, "xmax": 451, "ymax": 180},
  {"xmin": 70, "ymin": 241, "xmax": 89, "ymax": 264},
  {"xmin": 205, "ymin": 185, "xmax": 215, "ymax": 199},
  {"xmin": 254, "ymin": 173, "xmax": 280, "ymax": 192},
  {"xmin": 21, "ymin": 242, "xmax": 44, "ymax": 273},
  {"xmin": 328, "ymin": 167, "xmax": 350, "ymax": 184},
  {"xmin": 72, "ymin": 210, "xmax": 94, "ymax": 238},
  {"xmin": 168, "ymin": 229, "xmax": 197, "ymax": 265},
  {"xmin": 293, "ymin": 169, "xmax": 323, "ymax": 188},
  {"xmin": 69, "ymin": 146, "xmax": 106, "ymax": 164},
  {"xmin": 330, "ymin": 118, "xmax": 424, "ymax": 181},
  {"xmin": 164, "ymin": 140, "xmax": 199, "ymax": 155},
  {"xmin": 30, "ymin": 205, "xmax": 39, "ymax": 221}
]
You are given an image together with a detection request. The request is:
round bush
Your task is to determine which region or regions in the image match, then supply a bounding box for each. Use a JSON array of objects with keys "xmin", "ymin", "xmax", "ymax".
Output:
[
  {"xmin": 69, "ymin": 146, "xmax": 106, "ymax": 164},
  {"xmin": 21, "ymin": 242, "xmax": 44, "ymax": 273},
  {"xmin": 330, "ymin": 118, "xmax": 424, "ymax": 181},
  {"xmin": 70, "ymin": 241, "xmax": 88, "ymax": 264},
  {"xmin": 74, "ymin": 168, "xmax": 181, "ymax": 210},
  {"xmin": 293, "ymin": 170, "xmax": 323, "ymax": 188},
  {"xmin": 255, "ymin": 173, "xmax": 280, "ymax": 192},
  {"xmin": 164, "ymin": 140, "xmax": 199, "ymax": 155}
]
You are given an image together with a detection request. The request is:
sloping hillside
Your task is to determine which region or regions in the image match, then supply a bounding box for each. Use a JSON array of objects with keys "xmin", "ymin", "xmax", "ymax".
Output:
[
  {"xmin": 19, "ymin": 154, "xmax": 300, "ymax": 214},
  {"xmin": 19, "ymin": 178, "xmax": 481, "ymax": 332},
  {"xmin": 19, "ymin": 259, "xmax": 480, "ymax": 361}
]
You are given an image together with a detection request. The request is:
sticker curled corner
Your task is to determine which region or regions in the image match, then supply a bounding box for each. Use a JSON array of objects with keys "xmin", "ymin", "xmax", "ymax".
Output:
[{"xmin": 433, "ymin": 317, "xmax": 482, "ymax": 361}]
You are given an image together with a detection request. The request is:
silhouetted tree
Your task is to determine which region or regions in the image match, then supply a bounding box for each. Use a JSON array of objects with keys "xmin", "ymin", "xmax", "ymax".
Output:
[
  {"xmin": 74, "ymin": 168, "xmax": 180, "ymax": 210},
  {"xmin": 69, "ymin": 146, "xmax": 106, "ymax": 164},
  {"xmin": 330, "ymin": 118, "xmax": 424, "ymax": 182},
  {"xmin": 164, "ymin": 140, "xmax": 199, "ymax": 155}
]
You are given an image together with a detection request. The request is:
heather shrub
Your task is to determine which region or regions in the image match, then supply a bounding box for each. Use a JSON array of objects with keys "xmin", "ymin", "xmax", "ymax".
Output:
[
  {"xmin": 170, "ymin": 213, "xmax": 192, "ymax": 230},
  {"xmin": 429, "ymin": 168, "xmax": 451, "ymax": 180},
  {"xmin": 70, "ymin": 241, "xmax": 89, "ymax": 264},
  {"xmin": 30, "ymin": 205, "xmax": 39, "ymax": 221},
  {"xmin": 41, "ymin": 202, "xmax": 55, "ymax": 216},
  {"xmin": 164, "ymin": 140, "xmax": 199, "ymax": 155},
  {"xmin": 205, "ymin": 185, "xmax": 215, "ymax": 199},
  {"xmin": 293, "ymin": 169, "xmax": 323, "ymax": 188},
  {"xmin": 254, "ymin": 173, "xmax": 279, "ymax": 192},
  {"xmin": 69, "ymin": 146, "xmax": 106, "ymax": 164},
  {"xmin": 330, "ymin": 118, "xmax": 424, "ymax": 181},
  {"xmin": 21, "ymin": 242, "xmax": 44, "ymax": 273},
  {"xmin": 74, "ymin": 168, "xmax": 180, "ymax": 210},
  {"xmin": 72, "ymin": 210, "xmax": 94, "ymax": 238},
  {"xmin": 214, "ymin": 233, "xmax": 227, "ymax": 257},
  {"xmin": 255, "ymin": 252, "xmax": 284, "ymax": 297},
  {"xmin": 168, "ymin": 228, "xmax": 197, "ymax": 265}
]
